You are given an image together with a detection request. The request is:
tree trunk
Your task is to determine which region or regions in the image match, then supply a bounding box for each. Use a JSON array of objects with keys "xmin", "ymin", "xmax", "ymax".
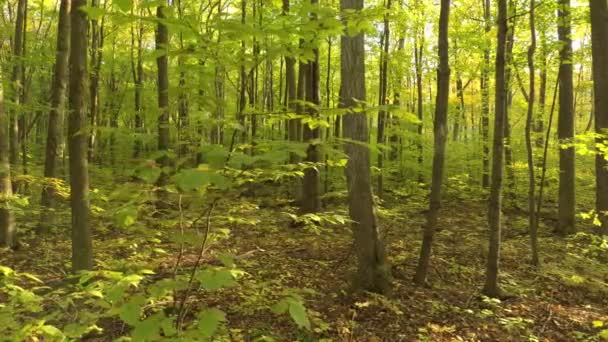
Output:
[
  {"xmin": 536, "ymin": 32, "xmax": 547, "ymax": 149},
  {"xmin": 376, "ymin": 0, "xmax": 390, "ymax": 198},
  {"xmin": 414, "ymin": 0, "xmax": 450, "ymax": 285},
  {"xmin": 589, "ymin": 0, "xmax": 608, "ymax": 234},
  {"xmin": 69, "ymin": 0, "xmax": 93, "ymax": 271},
  {"xmin": 340, "ymin": 0, "xmax": 391, "ymax": 295},
  {"xmin": 39, "ymin": 0, "xmax": 70, "ymax": 234},
  {"xmin": 88, "ymin": 0, "xmax": 103, "ymax": 162},
  {"xmin": 483, "ymin": 0, "xmax": 507, "ymax": 298},
  {"xmin": 481, "ymin": 0, "xmax": 491, "ymax": 188},
  {"xmin": 10, "ymin": 0, "xmax": 26, "ymax": 168},
  {"xmin": 556, "ymin": 0, "xmax": 575, "ymax": 235},
  {"xmin": 415, "ymin": 29, "xmax": 424, "ymax": 183},
  {"xmin": 503, "ymin": 9, "xmax": 515, "ymax": 205},
  {"xmin": 0, "ymin": 79, "xmax": 16, "ymax": 248},
  {"xmin": 131, "ymin": 6, "xmax": 144, "ymax": 158},
  {"xmin": 526, "ymin": 0, "xmax": 539, "ymax": 265},
  {"xmin": 300, "ymin": 0, "xmax": 321, "ymax": 214},
  {"xmin": 156, "ymin": 1, "xmax": 170, "ymax": 208}
]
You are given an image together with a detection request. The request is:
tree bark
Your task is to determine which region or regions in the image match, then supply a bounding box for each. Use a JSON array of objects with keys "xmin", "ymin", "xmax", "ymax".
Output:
[
  {"xmin": 300, "ymin": 0, "xmax": 321, "ymax": 214},
  {"xmin": 10, "ymin": 0, "xmax": 26, "ymax": 168},
  {"xmin": 526, "ymin": 0, "xmax": 539, "ymax": 265},
  {"xmin": 340, "ymin": 0, "xmax": 391, "ymax": 295},
  {"xmin": 483, "ymin": 0, "xmax": 507, "ymax": 298},
  {"xmin": 155, "ymin": 1, "xmax": 170, "ymax": 211},
  {"xmin": 376, "ymin": 0, "xmax": 390, "ymax": 198},
  {"xmin": 481, "ymin": 0, "xmax": 491, "ymax": 188},
  {"xmin": 589, "ymin": 0, "xmax": 608, "ymax": 234},
  {"xmin": 414, "ymin": 0, "xmax": 450, "ymax": 285},
  {"xmin": 39, "ymin": 0, "xmax": 70, "ymax": 234},
  {"xmin": 69, "ymin": 0, "xmax": 93, "ymax": 271},
  {"xmin": 557, "ymin": 0, "xmax": 576, "ymax": 235}
]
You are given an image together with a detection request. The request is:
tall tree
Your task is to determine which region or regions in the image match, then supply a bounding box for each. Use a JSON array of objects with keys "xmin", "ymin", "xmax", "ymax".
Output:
[
  {"xmin": 483, "ymin": 0, "xmax": 507, "ymax": 298},
  {"xmin": 556, "ymin": 0, "xmax": 575, "ymax": 235},
  {"xmin": 10, "ymin": 0, "xmax": 27, "ymax": 167},
  {"xmin": 526, "ymin": 0, "xmax": 538, "ymax": 264},
  {"xmin": 156, "ymin": 1, "xmax": 170, "ymax": 202},
  {"xmin": 40, "ymin": 0, "xmax": 71, "ymax": 234},
  {"xmin": 0, "ymin": 79, "xmax": 16, "ymax": 248},
  {"xmin": 340, "ymin": 0, "xmax": 391, "ymax": 294},
  {"xmin": 69, "ymin": 0, "xmax": 93, "ymax": 271},
  {"xmin": 376, "ymin": 0, "xmax": 391, "ymax": 198},
  {"xmin": 481, "ymin": 0, "xmax": 491, "ymax": 188},
  {"xmin": 300, "ymin": 0, "xmax": 321, "ymax": 214},
  {"xmin": 414, "ymin": 0, "xmax": 450, "ymax": 285},
  {"xmin": 589, "ymin": 0, "xmax": 608, "ymax": 234}
]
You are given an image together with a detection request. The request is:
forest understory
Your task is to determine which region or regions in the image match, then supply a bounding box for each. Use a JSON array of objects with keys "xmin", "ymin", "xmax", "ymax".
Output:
[{"xmin": 3, "ymin": 169, "xmax": 607, "ymax": 342}]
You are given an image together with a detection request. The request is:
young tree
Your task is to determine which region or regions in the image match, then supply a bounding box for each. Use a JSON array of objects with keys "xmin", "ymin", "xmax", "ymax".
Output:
[
  {"xmin": 0, "ymin": 80, "xmax": 16, "ymax": 248},
  {"xmin": 526, "ymin": 0, "xmax": 539, "ymax": 264},
  {"xmin": 556, "ymin": 0, "xmax": 575, "ymax": 235},
  {"xmin": 481, "ymin": 0, "xmax": 491, "ymax": 188},
  {"xmin": 340, "ymin": 0, "xmax": 391, "ymax": 294},
  {"xmin": 483, "ymin": 0, "xmax": 507, "ymax": 298},
  {"xmin": 156, "ymin": 1, "xmax": 170, "ymax": 199},
  {"xmin": 414, "ymin": 0, "xmax": 450, "ymax": 285},
  {"xmin": 376, "ymin": 0, "xmax": 391, "ymax": 198},
  {"xmin": 10, "ymin": 0, "xmax": 26, "ymax": 167},
  {"xmin": 40, "ymin": 0, "xmax": 71, "ymax": 234},
  {"xmin": 589, "ymin": 0, "xmax": 608, "ymax": 234},
  {"xmin": 69, "ymin": 0, "xmax": 93, "ymax": 271}
]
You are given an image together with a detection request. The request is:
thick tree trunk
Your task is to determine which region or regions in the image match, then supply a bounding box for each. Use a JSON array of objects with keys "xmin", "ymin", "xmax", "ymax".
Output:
[
  {"xmin": 589, "ymin": 0, "xmax": 608, "ymax": 234},
  {"xmin": 300, "ymin": 0, "xmax": 321, "ymax": 214},
  {"xmin": 69, "ymin": 0, "xmax": 93, "ymax": 271},
  {"xmin": 556, "ymin": 0, "xmax": 576, "ymax": 235},
  {"xmin": 483, "ymin": 0, "xmax": 507, "ymax": 298},
  {"xmin": 39, "ymin": 0, "xmax": 70, "ymax": 234},
  {"xmin": 340, "ymin": 0, "xmax": 391, "ymax": 295},
  {"xmin": 414, "ymin": 0, "xmax": 450, "ymax": 285}
]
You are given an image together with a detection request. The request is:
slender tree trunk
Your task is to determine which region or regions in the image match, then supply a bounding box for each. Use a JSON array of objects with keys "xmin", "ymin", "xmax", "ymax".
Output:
[
  {"xmin": 536, "ymin": 32, "xmax": 547, "ymax": 148},
  {"xmin": 69, "ymin": 0, "xmax": 93, "ymax": 271},
  {"xmin": 300, "ymin": 0, "xmax": 321, "ymax": 214},
  {"xmin": 131, "ymin": 6, "xmax": 144, "ymax": 158},
  {"xmin": 503, "ymin": 8, "xmax": 515, "ymax": 205},
  {"xmin": 10, "ymin": 0, "xmax": 26, "ymax": 168},
  {"xmin": 39, "ymin": 0, "xmax": 70, "ymax": 234},
  {"xmin": 156, "ymin": 1, "xmax": 170, "ymax": 208},
  {"xmin": 340, "ymin": 0, "xmax": 391, "ymax": 295},
  {"xmin": 415, "ymin": 30, "xmax": 424, "ymax": 183},
  {"xmin": 376, "ymin": 0, "xmax": 390, "ymax": 198},
  {"xmin": 88, "ymin": 0, "xmax": 103, "ymax": 162},
  {"xmin": 0, "ymin": 80, "xmax": 16, "ymax": 248},
  {"xmin": 590, "ymin": 0, "xmax": 608, "ymax": 234},
  {"xmin": 526, "ymin": 0, "xmax": 539, "ymax": 265},
  {"xmin": 557, "ymin": 0, "xmax": 575, "ymax": 235},
  {"xmin": 483, "ymin": 0, "xmax": 507, "ymax": 298},
  {"xmin": 414, "ymin": 0, "xmax": 450, "ymax": 285},
  {"xmin": 177, "ymin": 0, "xmax": 189, "ymax": 161},
  {"xmin": 481, "ymin": 0, "xmax": 491, "ymax": 188}
]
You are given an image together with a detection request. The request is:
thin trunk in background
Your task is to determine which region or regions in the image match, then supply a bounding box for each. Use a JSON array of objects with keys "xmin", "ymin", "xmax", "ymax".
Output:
[
  {"xmin": 376, "ymin": 0, "xmax": 390, "ymax": 198},
  {"xmin": 414, "ymin": 0, "xmax": 450, "ymax": 285},
  {"xmin": 481, "ymin": 0, "xmax": 491, "ymax": 188}
]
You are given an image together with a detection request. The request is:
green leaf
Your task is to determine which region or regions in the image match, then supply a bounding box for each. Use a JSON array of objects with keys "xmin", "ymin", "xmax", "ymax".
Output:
[
  {"xmin": 197, "ymin": 268, "xmax": 235, "ymax": 290},
  {"xmin": 270, "ymin": 300, "xmax": 289, "ymax": 314},
  {"xmin": 197, "ymin": 308, "xmax": 226, "ymax": 338},
  {"xmin": 119, "ymin": 302, "xmax": 141, "ymax": 326},
  {"xmin": 114, "ymin": 0, "xmax": 133, "ymax": 11},
  {"xmin": 131, "ymin": 314, "xmax": 161, "ymax": 341},
  {"xmin": 288, "ymin": 301, "xmax": 311, "ymax": 330},
  {"xmin": 174, "ymin": 169, "xmax": 210, "ymax": 191},
  {"xmin": 39, "ymin": 325, "xmax": 64, "ymax": 338},
  {"xmin": 116, "ymin": 206, "xmax": 138, "ymax": 227},
  {"xmin": 600, "ymin": 329, "xmax": 608, "ymax": 340}
]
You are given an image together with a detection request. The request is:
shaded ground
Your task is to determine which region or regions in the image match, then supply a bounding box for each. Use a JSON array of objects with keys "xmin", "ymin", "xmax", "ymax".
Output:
[{"xmin": 2, "ymin": 178, "xmax": 608, "ymax": 341}]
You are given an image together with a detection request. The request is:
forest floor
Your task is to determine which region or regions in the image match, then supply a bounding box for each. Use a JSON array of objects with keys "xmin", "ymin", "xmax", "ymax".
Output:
[{"xmin": 3, "ymin": 174, "xmax": 608, "ymax": 341}]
